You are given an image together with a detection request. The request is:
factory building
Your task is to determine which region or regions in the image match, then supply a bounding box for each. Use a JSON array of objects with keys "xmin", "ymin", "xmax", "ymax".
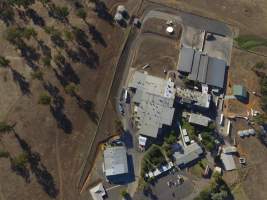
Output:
[
  {"xmin": 129, "ymin": 71, "xmax": 175, "ymax": 139},
  {"xmin": 178, "ymin": 46, "xmax": 227, "ymax": 89}
]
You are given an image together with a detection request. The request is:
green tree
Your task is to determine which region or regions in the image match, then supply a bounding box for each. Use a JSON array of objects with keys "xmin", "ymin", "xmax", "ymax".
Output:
[
  {"xmin": 0, "ymin": 150, "xmax": 9, "ymax": 158},
  {"xmin": 0, "ymin": 122, "xmax": 13, "ymax": 133},
  {"xmin": 0, "ymin": 56, "xmax": 10, "ymax": 67},
  {"xmin": 54, "ymin": 52, "xmax": 65, "ymax": 64},
  {"xmin": 0, "ymin": 5, "xmax": 14, "ymax": 24},
  {"xmin": 120, "ymin": 190, "xmax": 128, "ymax": 198},
  {"xmin": 11, "ymin": 153, "xmax": 28, "ymax": 169},
  {"xmin": 63, "ymin": 30, "xmax": 74, "ymax": 41},
  {"xmin": 38, "ymin": 92, "xmax": 51, "ymax": 105},
  {"xmin": 76, "ymin": 8, "xmax": 87, "ymax": 20},
  {"xmin": 49, "ymin": 4, "xmax": 69, "ymax": 21},
  {"xmin": 23, "ymin": 27, "xmax": 37, "ymax": 40},
  {"xmin": 64, "ymin": 83, "xmax": 77, "ymax": 95},
  {"xmin": 31, "ymin": 70, "xmax": 43, "ymax": 80},
  {"xmin": 42, "ymin": 56, "xmax": 51, "ymax": 67},
  {"xmin": 7, "ymin": 0, "xmax": 35, "ymax": 8}
]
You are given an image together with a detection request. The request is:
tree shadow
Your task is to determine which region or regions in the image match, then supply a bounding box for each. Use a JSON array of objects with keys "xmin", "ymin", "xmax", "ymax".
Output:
[
  {"xmin": 19, "ymin": 42, "xmax": 40, "ymax": 70},
  {"xmin": 66, "ymin": 48, "xmax": 80, "ymax": 63},
  {"xmin": 51, "ymin": 34, "xmax": 66, "ymax": 49},
  {"xmin": 38, "ymin": 40, "xmax": 52, "ymax": 58},
  {"xmin": 58, "ymin": 62, "xmax": 80, "ymax": 84},
  {"xmin": 73, "ymin": 28, "xmax": 91, "ymax": 50},
  {"xmin": 42, "ymin": 82, "xmax": 72, "ymax": 134},
  {"xmin": 13, "ymin": 133, "xmax": 59, "ymax": 198},
  {"xmin": 74, "ymin": 94, "xmax": 99, "ymax": 124},
  {"xmin": 10, "ymin": 157, "xmax": 31, "ymax": 183},
  {"xmin": 11, "ymin": 68, "xmax": 31, "ymax": 95},
  {"xmin": 93, "ymin": 0, "xmax": 113, "ymax": 24},
  {"xmin": 25, "ymin": 8, "xmax": 45, "ymax": 27},
  {"xmin": 50, "ymin": 105, "xmax": 73, "ymax": 134},
  {"xmin": 88, "ymin": 25, "xmax": 107, "ymax": 47},
  {"xmin": 77, "ymin": 47, "xmax": 99, "ymax": 69},
  {"xmin": 0, "ymin": 3, "xmax": 15, "ymax": 26}
]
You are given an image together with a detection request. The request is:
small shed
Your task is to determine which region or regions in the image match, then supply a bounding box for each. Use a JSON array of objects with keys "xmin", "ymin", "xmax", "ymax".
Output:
[{"xmin": 233, "ymin": 85, "xmax": 248, "ymax": 100}]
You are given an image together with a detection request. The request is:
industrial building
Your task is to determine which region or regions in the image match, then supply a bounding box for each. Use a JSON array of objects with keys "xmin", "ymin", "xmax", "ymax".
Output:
[
  {"xmin": 188, "ymin": 113, "xmax": 211, "ymax": 127},
  {"xmin": 220, "ymin": 153, "xmax": 236, "ymax": 171},
  {"xmin": 173, "ymin": 142, "xmax": 203, "ymax": 167},
  {"xmin": 233, "ymin": 85, "xmax": 248, "ymax": 100},
  {"xmin": 176, "ymin": 87, "xmax": 211, "ymax": 109},
  {"xmin": 178, "ymin": 46, "xmax": 227, "ymax": 89},
  {"xmin": 103, "ymin": 146, "xmax": 128, "ymax": 179},
  {"xmin": 89, "ymin": 183, "xmax": 106, "ymax": 200},
  {"xmin": 129, "ymin": 71, "xmax": 175, "ymax": 139}
]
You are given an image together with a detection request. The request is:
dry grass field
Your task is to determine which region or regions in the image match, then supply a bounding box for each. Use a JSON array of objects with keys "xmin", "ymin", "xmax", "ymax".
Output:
[{"xmin": 0, "ymin": 0, "xmax": 130, "ymax": 200}]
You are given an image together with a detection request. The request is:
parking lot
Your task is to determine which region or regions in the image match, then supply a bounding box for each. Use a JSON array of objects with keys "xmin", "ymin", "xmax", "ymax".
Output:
[{"xmin": 133, "ymin": 170, "xmax": 203, "ymax": 200}]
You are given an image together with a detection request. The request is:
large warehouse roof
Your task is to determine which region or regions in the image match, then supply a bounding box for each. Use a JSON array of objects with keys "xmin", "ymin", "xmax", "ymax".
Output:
[
  {"xmin": 206, "ymin": 57, "xmax": 227, "ymax": 88},
  {"xmin": 104, "ymin": 146, "xmax": 128, "ymax": 177},
  {"xmin": 178, "ymin": 47, "xmax": 227, "ymax": 88},
  {"xmin": 173, "ymin": 142, "xmax": 203, "ymax": 167},
  {"xmin": 178, "ymin": 47, "xmax": 194, "ymax": 73},
  {"xmin": 129, "ymin": 71, "xmax": 175, "ymax": 138}
]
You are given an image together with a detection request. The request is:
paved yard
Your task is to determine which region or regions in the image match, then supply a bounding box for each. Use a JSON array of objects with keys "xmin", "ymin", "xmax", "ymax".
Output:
[{"xmin": 134, "ymin": 171, "xmax": 196, "ymax": 200}]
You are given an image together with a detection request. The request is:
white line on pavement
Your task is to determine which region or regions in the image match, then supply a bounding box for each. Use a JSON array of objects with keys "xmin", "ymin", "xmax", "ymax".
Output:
[{"xmin": 105, "ymin": 185, "xmax": 122, "ymax": 191}]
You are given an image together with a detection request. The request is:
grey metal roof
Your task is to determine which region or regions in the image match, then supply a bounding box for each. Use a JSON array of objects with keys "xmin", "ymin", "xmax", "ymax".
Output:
[
  {"xmin": 220, "ymin": 153, "xmax": 236, "ymax": 171},
  {"xmin": 197, "ymin": 55, "xmax": 209, "ymax": 83},
  {"xmin": 173, "ymin": 143, "xmax": 203, "ymax": 166},
  {"xmin": 104, "ymin": 146, "xmax": 128, "ymax": 176},
  {"xmin": 188, "ymin": 51, "xmax": 200, "ymax": 81},
  {"xmin": 134, "ymin": 91, "xmax": 175, "ymax": 138},
  {"xmin": 178, "ymin": 47, "xmax": 195, "ymax": 73},
  {"xmin": 189, "ymin": 113, "xmax": 210, "ymax": 127},
  {"xmin": 206, "ymin": 57, "xmax": 227, "ymax": 88},
  {"xmin": 178, "ymin": 47, "xmax": 227, "ymax": 88},
  {"xmin": 130, "ymin": 71, "xmax": 175, "ymax": 138}
]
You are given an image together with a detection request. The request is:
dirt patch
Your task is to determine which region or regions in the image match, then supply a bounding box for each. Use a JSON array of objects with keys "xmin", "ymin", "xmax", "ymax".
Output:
[
  {"xmin": 132, "ymin": 35, "xmax": 180, "ymax": 78},
  {"xmin": 142, "ymin": 18, "xmax": 182, "ymax": 39},
  {"xmin": 224, "ymin": 48, "xmax": 267, "ymax": 116}
]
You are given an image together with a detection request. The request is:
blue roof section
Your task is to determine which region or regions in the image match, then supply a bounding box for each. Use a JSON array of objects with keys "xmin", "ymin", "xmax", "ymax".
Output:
[
  {"xmin": 178, "ymin": 47, "xmax": 195, "ymax": 73},
  {"xmin": 206, "ymin": 57, "xmax": 227, "ymax": 88}
]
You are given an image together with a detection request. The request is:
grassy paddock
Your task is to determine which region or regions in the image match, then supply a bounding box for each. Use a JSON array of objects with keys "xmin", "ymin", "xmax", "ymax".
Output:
[{"xmin": 235, "ymin": 35, "xmax": 267, "ymax": 50}]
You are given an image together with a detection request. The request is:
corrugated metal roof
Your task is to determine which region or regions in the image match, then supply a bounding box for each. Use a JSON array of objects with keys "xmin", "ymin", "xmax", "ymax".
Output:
[
  {"xmin": 104, "ymin": 146, "xmax": 128, "ymax": 176},
  {"xmin": 188, "ymin": 51, "xmax": 200, "ymax": 81},
  {"xmin": 197, "ymin": 55, "xmax": 209, "ymax": 83},
  {"xmin": 173, "ymin": 143, "xmax": 203, "ymax": 166},
  {"xmin": 178, "ymin": 47, "xmax": 195, "ymax": 73},
  {"xmin": 206, "ymin": 57, "xmax": 227, "ymax": 88},
  {"xmin": 189, "ymin": 113, "xmax": 210, "ymax": 127}
]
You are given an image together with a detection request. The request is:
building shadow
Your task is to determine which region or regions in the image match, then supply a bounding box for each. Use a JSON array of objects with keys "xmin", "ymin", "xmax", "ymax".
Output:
[{"xmin": 121, "ymin": 131, "xmax": 134, "ymax": 149}]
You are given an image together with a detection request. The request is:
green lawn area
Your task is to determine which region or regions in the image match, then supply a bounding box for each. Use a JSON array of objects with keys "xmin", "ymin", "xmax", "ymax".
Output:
[
  {"xmin": 235, "ymin": 35, "xmax": 267, "ymax": 50},
  {"xmin": 190, "ymin": 159, "xmax": 208, "ymax": 178}
]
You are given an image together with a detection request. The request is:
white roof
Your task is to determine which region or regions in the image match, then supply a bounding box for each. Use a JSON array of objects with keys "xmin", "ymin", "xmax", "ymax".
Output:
[
  {"xmin": 138, "ymin": 135, "xmax": 147, "ymax": 146},
  {"xmin": 182, "ymin": 129, "xmax": 188, "ymax": 136},
  {"xmin": 89, "ymin": 183, "xmax": 106, "ymax": 200},
  {"xmin": 189, "ymin": 113, "xmax": 211, "ymax": 127},
  {"xmin": 221, "ymin": 153, "xmax": 236, "ymax": 171},
  {"xmin": 166, "ymin": 26, "xmax": 174, "ymax": 33},
  {"xmin": 104, "ymin": 146, "xmax": 128, "ymax": 176}
]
